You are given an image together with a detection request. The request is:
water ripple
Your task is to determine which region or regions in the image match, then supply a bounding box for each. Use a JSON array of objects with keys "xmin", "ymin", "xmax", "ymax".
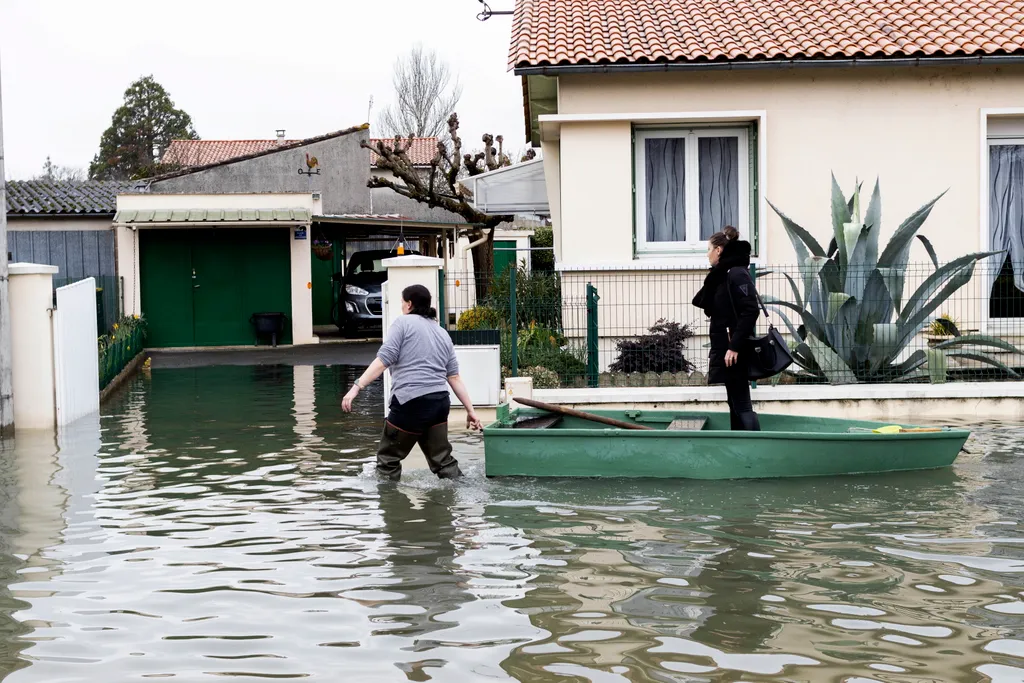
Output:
[{"xmin": 0, "ymin": 366, "xmax": 1021, "ymax": 682}]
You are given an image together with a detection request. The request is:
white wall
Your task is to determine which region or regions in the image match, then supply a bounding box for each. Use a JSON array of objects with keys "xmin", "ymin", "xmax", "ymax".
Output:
[
  {"xmin": 116, "ymin": 192, "xmax": 316, "ymax": 211},
  {"xmin": 547, "ymin": 64, "xmax": 1024, "ymax": 267},
  {"xmin": 7, "ymin": 217, "xmax": 113, "ymax": 232}
]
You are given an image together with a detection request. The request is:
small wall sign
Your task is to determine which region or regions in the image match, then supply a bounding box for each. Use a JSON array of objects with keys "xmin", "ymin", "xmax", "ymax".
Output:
[{"xmin": 294, "ymin": 227, "xmax": 307, "ymax": 240}]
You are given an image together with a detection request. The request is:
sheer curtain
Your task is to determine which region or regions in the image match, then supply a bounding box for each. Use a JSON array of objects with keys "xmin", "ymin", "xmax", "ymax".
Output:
[
  {"xmin": 990, "ymin": 144, "xmax": 1024, "ymax": 293},
  {"xmin": 699, "ymin": 137, "xmax": 740, "ymax": 241},
  {"xmin": 645, "ymin": 138, "xmax": 685, "ymax": 242}
]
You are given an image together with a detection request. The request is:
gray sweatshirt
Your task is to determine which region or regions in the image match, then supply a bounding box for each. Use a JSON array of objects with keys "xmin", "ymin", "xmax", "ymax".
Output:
[{"xmin": 377, "ymin": 314, "xmax": 459, "ymax": 404}]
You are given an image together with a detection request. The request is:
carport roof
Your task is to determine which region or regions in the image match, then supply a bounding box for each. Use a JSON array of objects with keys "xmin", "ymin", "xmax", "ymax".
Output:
[
  {"xmin": 114, "ymin": 208, "xmax": 311, "ymax": 223},
  {"xmin": 315, "ymin": 213, "xmax": 472, "ymax": 237}
]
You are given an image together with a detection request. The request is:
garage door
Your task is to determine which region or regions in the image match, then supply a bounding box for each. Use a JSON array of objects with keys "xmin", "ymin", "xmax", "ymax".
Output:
[
  {"xmin": 140, "ymin": 229, "xmax": 292, "ymax": 348},
  {"xmin": 494, "ymin": 240, "xmax": 517, "ymax": 275}
]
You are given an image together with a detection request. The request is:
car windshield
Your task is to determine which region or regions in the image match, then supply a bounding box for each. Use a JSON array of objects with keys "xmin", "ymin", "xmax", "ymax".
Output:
[{"xmin": 349, "ymin": 257, "xmax": 385, "ymax": 275}]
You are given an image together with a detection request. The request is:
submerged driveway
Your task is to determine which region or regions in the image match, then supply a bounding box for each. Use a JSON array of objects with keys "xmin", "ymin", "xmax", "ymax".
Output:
[{"xmin": 148, "ymin": 342, "xmax": 381, "ymax": 369}]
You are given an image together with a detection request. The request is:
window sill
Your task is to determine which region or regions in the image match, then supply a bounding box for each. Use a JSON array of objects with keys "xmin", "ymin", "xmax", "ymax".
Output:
[
  {"xmin": 982, "ymin": 320, "xmax": 1024, "ymax": 336},
  {"xmin": 556, "ymin": 257, "xmax": 714, "ymax": 272}
]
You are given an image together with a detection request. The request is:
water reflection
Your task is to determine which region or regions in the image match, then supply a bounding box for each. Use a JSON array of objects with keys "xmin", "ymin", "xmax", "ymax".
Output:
[{"xmin": 0, "ymin": 364, "xmax": 1019, "ymax": 682}]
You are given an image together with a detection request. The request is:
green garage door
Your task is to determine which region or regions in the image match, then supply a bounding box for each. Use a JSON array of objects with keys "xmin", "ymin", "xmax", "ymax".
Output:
[
  {"xmin": 140, "ymin": 228, "xmax": 292, "ymax": 348},
  {"xmin": 494, "ymin": 240, "xmax": 517, "ymax": 275}
]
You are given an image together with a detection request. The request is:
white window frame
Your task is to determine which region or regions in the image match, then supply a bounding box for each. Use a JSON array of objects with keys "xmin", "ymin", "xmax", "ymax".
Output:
[
  {"xmin": 983, "ymin": 130, "xmax": 1024, "ymax": 330},
  {"xmin": 634, "ymin": 126, "xmax": 750, "ymax": 257}
]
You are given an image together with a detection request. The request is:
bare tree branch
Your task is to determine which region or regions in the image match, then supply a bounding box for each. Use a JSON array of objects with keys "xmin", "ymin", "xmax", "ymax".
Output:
[
  {"xmin": 376, "ymin": 45, "xmax": 463, "ymax": 142},
  {"xmin": 361, "ymin": 112, "xmax": 522, "ymax": 294}
]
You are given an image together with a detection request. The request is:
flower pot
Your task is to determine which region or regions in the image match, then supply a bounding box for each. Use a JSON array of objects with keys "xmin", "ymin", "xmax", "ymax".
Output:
[{"xmin": 312, "ymin": 243, "xmax": 333, "ymax": 261}]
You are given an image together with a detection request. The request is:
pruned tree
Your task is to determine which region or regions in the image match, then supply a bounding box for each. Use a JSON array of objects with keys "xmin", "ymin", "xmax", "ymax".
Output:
[
  {"xmin": 35, "ymin": 156, "xmax": 85, "ymax": 183},
  {"xmin": 89, "ymin": 75, "xmax": 199, "ymax": 180},
  {"xmin": 362, "ymin": 113, "xmax": 536, "ymax": 297},
  {"xmin": 376, "ymin": 45, "xmax": 463, "ymax": 142}
]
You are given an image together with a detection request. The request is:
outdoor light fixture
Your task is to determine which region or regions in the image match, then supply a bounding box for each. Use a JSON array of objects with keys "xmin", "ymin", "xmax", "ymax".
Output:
[{"xmin": 477, "ymin": 0, "xmax": 512, "ymax": 21}]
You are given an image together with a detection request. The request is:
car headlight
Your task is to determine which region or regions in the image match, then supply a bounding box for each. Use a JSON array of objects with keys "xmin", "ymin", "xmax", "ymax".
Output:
[{"xmin": 345, "ymin": 284, "xmax": 369, "ymax": 296}]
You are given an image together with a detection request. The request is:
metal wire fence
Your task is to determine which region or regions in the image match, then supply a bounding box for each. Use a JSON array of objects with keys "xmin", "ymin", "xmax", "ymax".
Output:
[
  {"xmin": 443, "ymin": 259, "xmax": 1024, "ymax": 388},
  {"xmin": 53, "ymin": 275, "xmax": 121, "ymax": 335},
  {"xmin": 99, "ymin": 316, "xmax": 147, "ymax": 390}
]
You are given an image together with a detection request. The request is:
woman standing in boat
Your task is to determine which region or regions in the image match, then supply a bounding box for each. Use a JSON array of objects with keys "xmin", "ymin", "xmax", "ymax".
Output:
[
  {"xmin": 692, "ymin": 226, "xmax": 762, "ymax": 431},
  {"xmin": 342, "ymin": 284, "xmax": 484, "ymax": 480}
]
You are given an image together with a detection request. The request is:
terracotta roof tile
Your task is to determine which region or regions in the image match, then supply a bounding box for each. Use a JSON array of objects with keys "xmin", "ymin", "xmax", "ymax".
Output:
[
  {"xmin": 161, "ymin": 139, "xmax": 298, "ymax": 167},
  {"xmin": 367, "ymin": 137, "xmax": 440, "ymax": 167},
  {"xmin": 161, "ymin": 136, "xmax": 439, "ymax": 169},
  {"xmin": 510, "ymin": 0, "xmax": 1024, "ymax": 68}
]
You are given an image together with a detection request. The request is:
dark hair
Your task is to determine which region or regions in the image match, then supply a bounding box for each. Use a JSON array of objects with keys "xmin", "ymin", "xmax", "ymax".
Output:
[
  {"xmin": 708, "ymin": 225, "xmax": 740, "ymax": 248},
  {"xmin": 402, "ymin": 284, "xmax": 437, "ymax": 319}
]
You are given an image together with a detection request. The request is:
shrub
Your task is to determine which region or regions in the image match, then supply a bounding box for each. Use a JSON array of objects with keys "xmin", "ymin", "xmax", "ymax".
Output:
[
  {"xmin": 99, "ymin": 314, "xmax": 148, "ymax": 389},
  {"xmin": 520, "ymin": 366, "xmax": 560, "ymax": 388},
  {"xmin": 928, "ymin": 314, "xmax": 961, "ymax": 336},
  {"xmin": 609, "ymin": 319, "xmax": 696, "ymax": 374},
  {"xmin": 518, "ymin": 321, "xmax": 566, "ymax": 351},
  {"xmin": 500, "ymin": 329, "xmax": 587, "ymax": 386},
  {"xmin": 487, "ymin": 265, "xmax": 562, "ymax": 331},
  {"xmin": 531, "ymin": 226, "xmax": 555, "ymax": 272},
  {"xmin": 520, "ymin": 343, "xmax": 587, "ymax": 381},
  {"xmin": 457, "ymin": 305, "xmax": 505, "ymax": 331}
]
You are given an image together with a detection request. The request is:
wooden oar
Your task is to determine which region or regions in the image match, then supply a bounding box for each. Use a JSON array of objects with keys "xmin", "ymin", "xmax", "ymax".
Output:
[
  {"xmin": 512, "ymin": 397, "xmax": 654, "ymax": 431},
  {"xmin": 848, "ymin": 426, "xmax": 947, "ymax": 434}
]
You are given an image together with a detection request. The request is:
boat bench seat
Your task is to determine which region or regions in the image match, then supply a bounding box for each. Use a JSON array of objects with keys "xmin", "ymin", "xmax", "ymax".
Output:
[
  {"xmin": 667, "ymin": 417, "xmax": 709, "ymax": 431},
  {"xmin": 512, "ymin": 414, "xmax": 564, "ymax": 429}
]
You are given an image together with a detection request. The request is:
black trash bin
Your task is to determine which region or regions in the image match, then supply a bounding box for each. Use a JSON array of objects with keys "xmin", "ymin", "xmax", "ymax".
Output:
[{"xmin": 250, "ymin": 312, "xmax": 287, "ymax": 347}]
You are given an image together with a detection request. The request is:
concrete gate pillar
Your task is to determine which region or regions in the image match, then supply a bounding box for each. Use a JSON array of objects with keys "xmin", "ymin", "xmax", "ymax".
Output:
[
  {"xmin": 381, "ymin": 255, "xmax": 442, "ymax": 412},
  {"xmin": 381, "ymin": 255, "xmax": 443, "ymax": 332},
  {"xmin": 8, "ymin": 263, "xmax": 58, "ymax": 429}
]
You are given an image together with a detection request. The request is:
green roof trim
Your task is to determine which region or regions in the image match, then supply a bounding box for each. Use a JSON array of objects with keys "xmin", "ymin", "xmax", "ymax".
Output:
[{"xmin": 114, "ymin": 208, "xmax": 311, "ymax": 223}]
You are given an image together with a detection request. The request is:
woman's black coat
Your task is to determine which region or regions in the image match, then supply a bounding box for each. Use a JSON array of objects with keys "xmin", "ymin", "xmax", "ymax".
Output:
[{"xmin": 691, "ymin": 240, "xmax": 761, "ymax": 385}]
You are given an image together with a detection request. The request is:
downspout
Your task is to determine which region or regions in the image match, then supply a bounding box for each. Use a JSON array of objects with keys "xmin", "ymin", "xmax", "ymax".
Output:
[
  {"xmin": 461, "ymin": 228, "xmax": 492, "ymax": 255},
  {"xmin": 0, "ymin": 59, "xmax": 12, "ymax": 435}
]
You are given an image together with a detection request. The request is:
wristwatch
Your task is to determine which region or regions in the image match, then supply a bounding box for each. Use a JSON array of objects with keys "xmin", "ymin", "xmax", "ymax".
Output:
[{"xmin": 353, "ymin": 381, "xmax": 364, "ymax": 391}]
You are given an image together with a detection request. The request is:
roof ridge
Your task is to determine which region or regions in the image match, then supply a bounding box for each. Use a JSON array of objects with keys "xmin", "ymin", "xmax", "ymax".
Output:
[{"xmin": 149, "ymin": 123, "xmax": 371, "ymax": 182}]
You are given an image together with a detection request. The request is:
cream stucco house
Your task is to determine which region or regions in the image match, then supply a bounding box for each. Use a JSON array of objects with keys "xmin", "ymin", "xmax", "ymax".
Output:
[{"xmin": 502, "ymin": 0, "xmax": 1024, "ymax": 371}]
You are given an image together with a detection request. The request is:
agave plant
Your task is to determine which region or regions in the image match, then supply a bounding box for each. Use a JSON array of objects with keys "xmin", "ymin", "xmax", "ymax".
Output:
[{"xmin": 763, "ymin": 176, "xmax": 1020, "ymax": 383}]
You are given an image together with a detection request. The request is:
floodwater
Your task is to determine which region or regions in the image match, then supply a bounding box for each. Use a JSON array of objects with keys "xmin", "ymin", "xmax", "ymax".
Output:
[{"xmin": 0, "ymin": 365, "xmax": 1023, "ymax": 683}]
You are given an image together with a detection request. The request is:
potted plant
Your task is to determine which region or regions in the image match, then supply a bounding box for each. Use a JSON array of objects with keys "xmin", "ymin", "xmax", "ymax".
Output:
[
  {"xmin": 925, "ymin": 314, "xmax": 979, "ymax": 347},
  {"xmin": 312, "ymin": 235, "xmax": 333, "ymax": 261}
]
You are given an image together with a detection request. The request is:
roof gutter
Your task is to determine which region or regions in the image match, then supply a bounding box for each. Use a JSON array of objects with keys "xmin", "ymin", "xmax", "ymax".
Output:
[
  {"xmin": 514, "ymin": 53, "xmax": 1024, "ymax": 76},
  {"xmin": 5, "ymin": 212, "xmax": 116, "ymax": 221}
]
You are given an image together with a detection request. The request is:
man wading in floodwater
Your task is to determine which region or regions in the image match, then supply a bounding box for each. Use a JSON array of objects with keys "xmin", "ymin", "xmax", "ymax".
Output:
[{"xmin": 342, "ymin": 284, "xmax": 484, "ymax": 480}]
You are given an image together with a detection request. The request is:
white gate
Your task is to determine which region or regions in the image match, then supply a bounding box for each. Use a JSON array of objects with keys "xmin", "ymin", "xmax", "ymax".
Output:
[{"xmin": 53, "ymin": 278, "xmax": 100, "ymax": 426}]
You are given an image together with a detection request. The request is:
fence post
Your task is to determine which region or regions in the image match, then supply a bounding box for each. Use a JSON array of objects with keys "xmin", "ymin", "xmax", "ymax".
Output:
[
  {"xmin": 437, "ymin": 269, "xmax": 446, "ymax": 328},
  {"xmin": 586, "ymin": 282, "xmax": 599, "ymax": 388},
  {"xmin": 748, "ymin": 263, "xmax": 758, "ymax": 389},
  {"xmin": 510, "ymin": 266, "xmax": 518, "ymax": 377}
]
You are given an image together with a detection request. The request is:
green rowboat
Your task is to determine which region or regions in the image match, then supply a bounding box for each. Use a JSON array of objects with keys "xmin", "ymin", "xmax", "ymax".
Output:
[{"xmin": 483, "ymin": 404, "xmax": 969, "ymax": 480}]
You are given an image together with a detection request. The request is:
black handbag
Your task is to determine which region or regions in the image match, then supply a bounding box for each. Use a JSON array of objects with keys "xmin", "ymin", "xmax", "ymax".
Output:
[{"xmin": 726, "ymin": 268, "xmax": 794, "ymax": 380}]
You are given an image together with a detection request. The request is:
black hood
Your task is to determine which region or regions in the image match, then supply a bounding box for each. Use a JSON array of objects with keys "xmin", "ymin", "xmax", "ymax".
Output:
[
  {"xmin": 719, "ymin": 239, "xmax": 752, "ymax": 271},
  {"xmin": 692, "ymin": 239, "xmax": 753, "ymax": 314}
]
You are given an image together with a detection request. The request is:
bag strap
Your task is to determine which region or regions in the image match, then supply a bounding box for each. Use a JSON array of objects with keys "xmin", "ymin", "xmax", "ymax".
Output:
[{"xmin": 726, "ymin": 267, "xmax": 771, "ymax": 319}]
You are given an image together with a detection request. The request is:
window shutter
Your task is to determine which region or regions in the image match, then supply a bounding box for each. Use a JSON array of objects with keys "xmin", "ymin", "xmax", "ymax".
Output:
[
  {"xmin": 631, "ymin": 127, "xmax": 638, "ymax": 258},
  {"xmin": 749, "ymin": 122, "xmax": 760, "ymax": 257}
]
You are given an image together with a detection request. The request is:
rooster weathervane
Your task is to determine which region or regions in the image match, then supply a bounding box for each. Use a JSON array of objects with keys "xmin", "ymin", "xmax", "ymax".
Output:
[{"xmin": 298, "ymin": 152, "xmax": 321, "ymax": 177}]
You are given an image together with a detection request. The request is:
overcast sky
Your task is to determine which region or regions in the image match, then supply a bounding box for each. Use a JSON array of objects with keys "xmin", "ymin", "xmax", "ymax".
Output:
[{"xmin": 0, "ymin": 0, "xmax": 525, "ymax": 180}]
